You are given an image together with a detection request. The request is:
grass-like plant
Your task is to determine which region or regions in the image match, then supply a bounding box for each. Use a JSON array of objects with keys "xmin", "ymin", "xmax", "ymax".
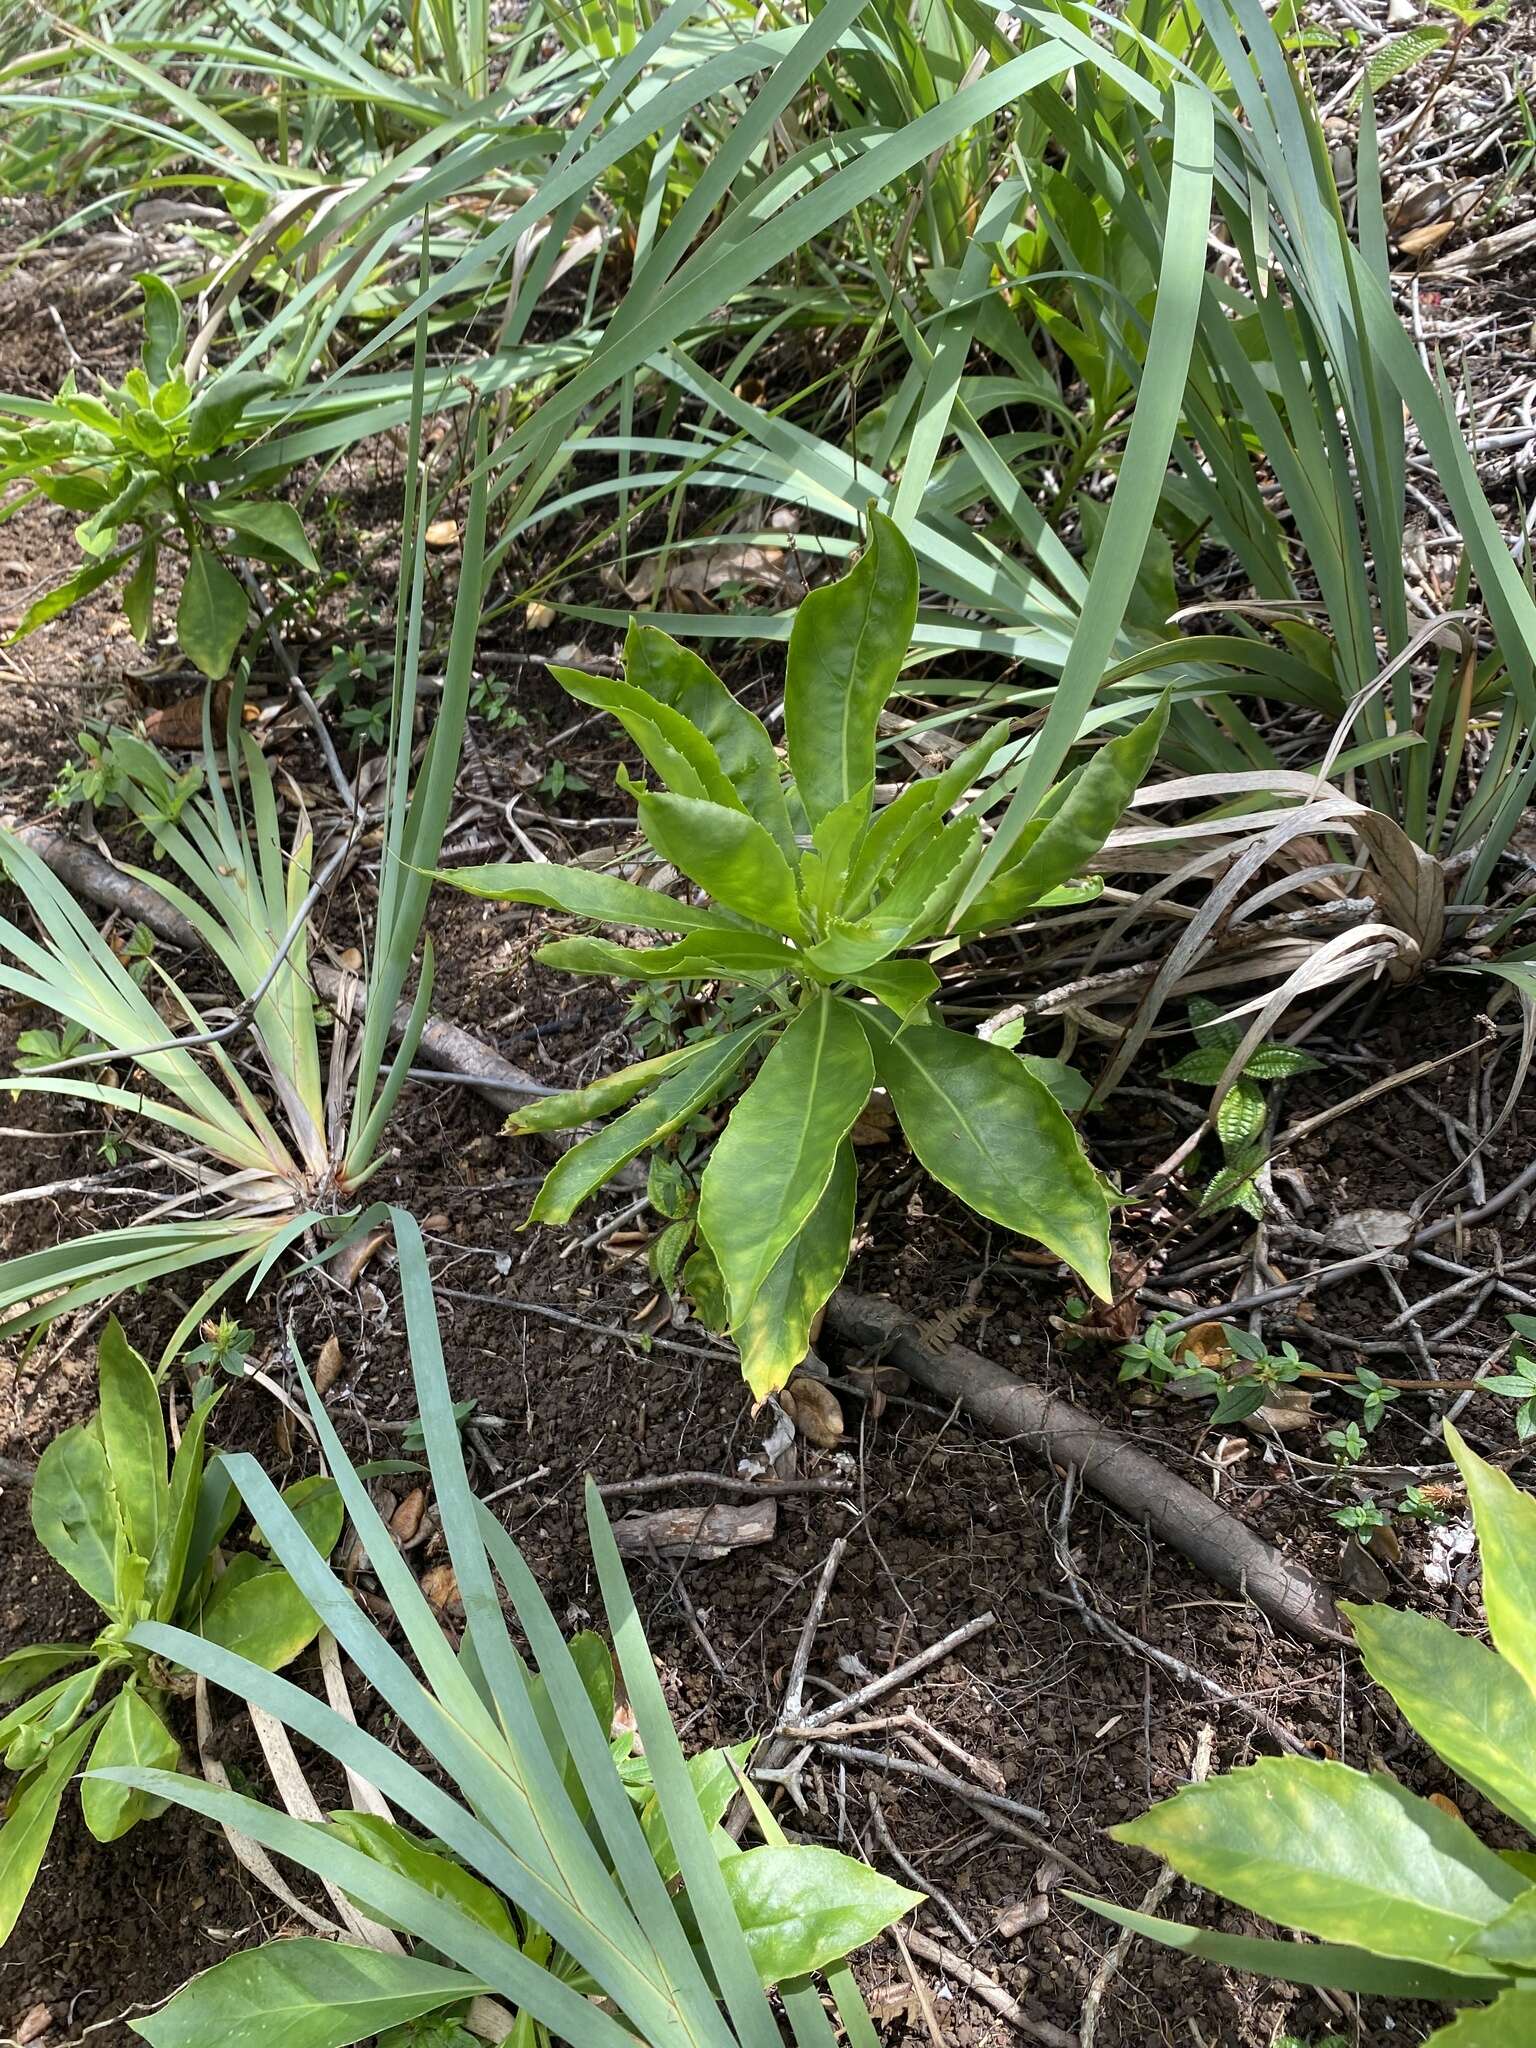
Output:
[
  {"xmin": 442, "ymin": 513, "xmax": 1161, "ymax": 1394},
  {"xmin": 1081, "ymin": 1424, "xmax": 1536, "ymax": 2043},
  {"xmin": 98, "ymin": 1210, "xmax": 916, "ymax": 2048},
  {"xmin": 0, "ymin": 1316, "xmax": 341, "ymax": 1944},
  {"xmin": 0, "ymin": 340, "xmax": 488, "ymax": 1358}
]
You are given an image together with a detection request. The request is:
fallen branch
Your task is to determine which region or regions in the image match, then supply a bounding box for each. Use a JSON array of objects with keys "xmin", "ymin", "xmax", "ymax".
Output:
[
  {"xmin": 903, "ymin": 1927, "xmax": 1078, "ymax": 2048},
  {"xmin": 13, "ymin": 821, "xmax": 548, "ymax": 1116},
  {"xmin": 825, "ymin": 1290, "xmax": 1344, "ymax": 1647}
]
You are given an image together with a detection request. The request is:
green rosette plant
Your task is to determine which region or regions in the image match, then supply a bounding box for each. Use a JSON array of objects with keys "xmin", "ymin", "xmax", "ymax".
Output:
[
  {"xmin": 1080, "ymin": 1423, "xmax": 1536, "ymax": 2044},
  {"xmin": 443, "ymin": 512, "xmax": 1165, "ymax": 1395},
  {"xmin": 0, "ymin": 1318, "xmax": 342, "ymax": 1944}
]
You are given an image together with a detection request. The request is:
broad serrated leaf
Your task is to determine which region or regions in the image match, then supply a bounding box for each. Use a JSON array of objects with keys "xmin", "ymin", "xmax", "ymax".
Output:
[
  {"xmin": 1244, "ymin": 1046, "xmax": 1323, "ymax": 1080},
  {"xmin": 1216, "ymin": 1079, "xmax": 1267, "ymax": 1149},
  {"xmin": 698, "ymin": 995, "xmax": 872, "ymax": 1325},
  {"xmin": 1164, "ymin": 1048, "xmax": 1232, "ymax": 1085},
  {"xmin": 1361, "ymin": 25, "xmax": 1449, "ymax": 99}
]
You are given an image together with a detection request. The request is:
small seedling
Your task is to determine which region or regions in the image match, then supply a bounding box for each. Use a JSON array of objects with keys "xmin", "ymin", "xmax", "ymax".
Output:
[
  {"xmin": 1165, "ymin": 998, "xmax": 1321, "ymax": 1219},
  {"xmin": 1484, "ymin": 1315, "xmax": 1536, "ymax": 1438},
  {"xmin": 185, "ymin": 1312, "xmax": 257, "ymax": 1379}
]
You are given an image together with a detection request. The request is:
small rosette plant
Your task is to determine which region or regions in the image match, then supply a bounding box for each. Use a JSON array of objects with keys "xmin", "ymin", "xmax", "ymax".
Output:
[{"xmin": 445, "ymin": 512, "xmax": 1165, "ymax": 1395}]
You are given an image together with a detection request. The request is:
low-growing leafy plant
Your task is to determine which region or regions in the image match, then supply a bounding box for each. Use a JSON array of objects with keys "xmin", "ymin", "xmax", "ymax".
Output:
[
  {"xmin": 0, "ymin": 1318, "xmax": 341, "ymax": 1944},
  {"xmin": 442, "ymin": 514, "xmax": 1161, "ymax": 1393},
  {"xmin": 98, "ymin": 1212, "xmax": 916, "ymax": 2048},
  {"xmin": 1486, "ymin": 1316, "xmax": 1536, "ymax": 1439},
  {"xmin": 1163, "ymin": 999, "xmax": 1321, "ymax": 1219},
  {"xmin": 0, "ymin": 279, "xmax": 310, "ymax": 678},
  {"xmin": 1079, "ymin": 1423, "xmax": 1536, "ymax": 2042},
  {"xmin": 0, "ymin": 397, "xmax": 489, "ymax": 1356}
]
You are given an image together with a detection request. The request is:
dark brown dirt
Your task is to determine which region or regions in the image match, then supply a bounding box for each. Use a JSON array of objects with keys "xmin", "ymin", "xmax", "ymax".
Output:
[{"xmin": 4, "ymin": 113, "xmax": 1536, "ymax": 2048}]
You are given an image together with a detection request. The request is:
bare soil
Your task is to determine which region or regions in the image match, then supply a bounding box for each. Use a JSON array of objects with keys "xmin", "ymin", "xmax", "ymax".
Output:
[{"xmin": 5, "ymin": 35, "xmax": 1536, "ymax": 2041}]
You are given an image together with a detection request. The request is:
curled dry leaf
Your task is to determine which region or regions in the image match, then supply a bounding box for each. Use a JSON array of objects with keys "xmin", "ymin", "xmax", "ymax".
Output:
[
  {"xmin": 424, "ymin": 519, "xmax": 460, "ymax": 549},
  {"xmin": 389, "ymin": 1486, "xmax": 427, "ymax": 1548},
  {"xmin": 313, "ymin": 1333, "xmax": 345, "ymax": 1398},
  {"xmin": 1177, "ymin": 1321, "xmax": 1233, "ymax": 1371},
  {"xmin": 333, "ymin": 1224, "xmax": 391, "ymax": 1289},
  {"xmin": 144, "ymin": 682, "xmax": 231, "ymax": 749},
  {"xmin": 526, "ymin": 601, "xmax": 556, "ymax": 631},
  {"xmin": 420, "ymin": 1564, "xmax": 462, "ymax": 1615},
  {"xmin": 1243, "ymin": 1386, "xmax": 1316, "ymax": 1436},
  {"xmin": 15, "ymin": 2004, "xmax": 53, "ymax": 2046},
  {"xmin": 612, "ymin": 1499, "xmax": 777, "ymax": 1560},
  {"xmin": 780, "ymin": 1372, "xmax": 844, "ymax": 1448},
  {"xmin": 841, "ymin": 1360, "xmax": 909, "ymax": 1420}
]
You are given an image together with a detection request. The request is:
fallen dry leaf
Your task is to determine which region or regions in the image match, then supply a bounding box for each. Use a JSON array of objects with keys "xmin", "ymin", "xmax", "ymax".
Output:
[
  {"xmin": 1242, "ymin": 1386, "xmax": 1316, "ymax": 1436},
  {"xmin": 780, "ymin": 1372, "xmax": 844, "ymax": 1448},
  {"xmin": 313, "ymin": 1334, "xmax": 345, "ymax": 1398},
  {"xmin": 144, "ymin": 683, "xmax": 231, "ymax": 749},
  {"xmin": 15, "ymin": 2004, "xmax": 53, "ymax": 2046},
  {"xmin": 425, "ymin": 519, "xmax": 459, "ymax": 549},
  {"xmin": 334, "ymin": 1224, "xmax": 391, "ymax": 1288},
  {"xmin": 604, "ymin": 541, "xmax": 808, "ymax": 612},
  {"xmin": 421, "ymin": 1564, "xmax": 462, "ymax": 1614},
  {"xmin": 1178, "ymin": 1321, "xmax": 1234, "ymax": 1372},
  {"xmin": 995, "ymin": 1898, "xmax": 1049, "ymax": 1938},
  {"xmin": 390, "ymin": 1486, "xmax": 427, "ymax": 1548},
  {"xmin": 849, "ymin": 1096, "xmax": 896, "ymax": 1147},
  {"xmin": 526, "ymin": 601, "xmax": 556, "ymax": 631}
]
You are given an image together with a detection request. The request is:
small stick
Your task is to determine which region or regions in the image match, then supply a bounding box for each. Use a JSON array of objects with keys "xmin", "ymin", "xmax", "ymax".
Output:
[
  {"xmin": 597, "ymin": 1471, "xmax": 848, "ymax": 1501},
  {"xmin": 786, "ymin": 1707, "xmax": 1007, "ymax": 1797},
  {"xmin": 1078, "ymin": 1726, "xmax": 1214, "ymax": 2048},
  {"xmin": 903, "ymin": 1928, "xmax": 1079, "ymax": 2048},
  {"xmin": 811, "ymin": 1743, "xmax": 1051, "ymax": 1830},
  {"xmin": 870, "ymin": 1793, "xmax": 978, "ymax": 1949},
  {"xmin": 797, "ymin": 1610, "xmax": 997, "ymax": 1730}
]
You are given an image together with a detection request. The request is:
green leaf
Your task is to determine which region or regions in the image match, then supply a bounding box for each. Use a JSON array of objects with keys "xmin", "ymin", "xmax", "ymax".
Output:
[
  {"xmin": 1244, "ymin": 1046, "xmax": 1323, "ymax": 1080},
  {"xmin": 1216, "ymin": 1079, "xmax": 1267, "ymax": 1150},
  {"xmin": 1112, "ymin": 1755, "xmax": 1523, "ymax": 1972},
  {"xmin": 551, "ymin": 665, "xmax": 745, "ymax": 808},
  {"xmin": 150, "ymin": 1393, "xmax": 216, "ymax": 1623},
  {"xmin": 984, "ymin": 696, "xmax": 1168, "ymax": 911},
  {"xmin": 7, "ymin": 549, "xmax": 134, "ymax": 644},
  {"xmin": 732, "ymin": 1143, "xmax": 857, "ymax": 1400},
  {"xmin": 1070, "ymin": 1895, "xmax": 1509, "ymax": 2000},
  {"xmin": 698, "ymin": 995, "xmax": 873, "ymax": 1325},
  {"xmin": 177, "ymin": 548, "xmax": 249, "ymax": 680},
  {"xmin": 1361, "ymin": 25, "xmax": 1450, "ymax": 98},
  {"xmin": 275, "ymin": 1476, "xmax": 345, "ymax": 1559},
  {"xmin": 97, "ymin": 1316, "xmax": 167, "ymax": 1562},
  {"xmin": 327, "ymin": 1813, "xmax": 517, "ymax": 1943},
  {"xmin": 0, "ymin": 1645, "xmax": 88, "ymax": 1708},
  {"xmin": 530, "ymin": 1022, "xmax": 772, "ymax": 1225},
  {"xmin": 183, "ymin": 372, "xmax": 273, "ymax": 459},
  {"xmin": 1446, "ymin": 1422, "xmax": 1536, "ymax": 1695},
  {"xmin": 1346, "ymin": 1601, "xmax": 1536, "ymax": 1837},
  {"xmin": 785, "ymin": 511, "xmax": 917, "ymax": 829},
  {"xmin": 537, "ymin": 931, "xmax": 800, "ymax": 987},
  {"xmin": 721, "ymin": 1844, "xmax": 921, "ymax": 1985},
  {"xmin": 641, "ymin": 1741, "xmax": 754, "ymax": 1882},
  {"xmin": 851, "ymin": 958, "xmax": 938, "ymax": 1021},
  {"xmin": 624, "ymin": 623, "xmax": 793, "ymax": 856},
  {"xmin": 123, "ymin": 541, "xmax": 157, "ymax": 644},
  {"xmin": 1424, "ymin": 1993, "xmax": 1536, "ymax": 2046},
  {"xmin": 1164, "ymin": 1048, "xmax": 1232, "ymax": 1086},
  {"xmin": 437, "ymin": 862, "xmax": 733, "ymax": 934},
  {"xmin": 81, "ymin": 1681, "xmax": 179, "ymax": 1843},
  {"xmin": 130, "ymin": 1939, "xmax": 484, "ymax": 2048},
  {"xmin": 1018, "ymin": 1056, "xmax": 1092, "ymax": 1117},
  {"xmin": 138, "ymin": 274, "xmax": 184, "ymax": 385},
  {"xmin": 194, "ymin": 1556, "xmax": 323, "ymax": 1672},
  {"xmin": 31, "ymin": 1423, "xmax": 119, "ymax": 1611},
  {"xmin": 636, "ymin": 791, "xmax": 805, "ymax": 936},
  {"xmin": 207, "ymin": 499, "xmax": 319, "ymax": 573},
  {"xmin": 865, "ymin": 1015, "xmax": 1111, "ymax": 1298},
  {"xmin": 684, "ymin": 1242, "xmax": 729, "ymax": 1332},
  {"xmin": 1, "ymin": 1664, "xmax": 101, "ymax": 1768},
  {"xmin": 0, "ymin": 1710, "xmax": 104, "ymax": 1944},
  {"xmin": 505, "ymin": 1042, "xmax": 720, "ymax": 1136}
]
